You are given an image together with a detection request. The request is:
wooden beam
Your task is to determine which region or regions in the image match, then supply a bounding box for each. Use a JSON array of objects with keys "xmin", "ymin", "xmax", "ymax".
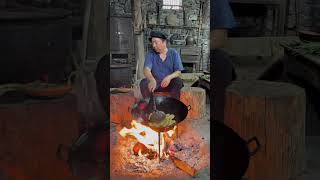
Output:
[
  {"xmin": 86, "ymin": 0, "xmax": 108, "ymax": 62},
  {"xmin": 132, "ymin": 0, "xmax": 145, "ymax": 81}
]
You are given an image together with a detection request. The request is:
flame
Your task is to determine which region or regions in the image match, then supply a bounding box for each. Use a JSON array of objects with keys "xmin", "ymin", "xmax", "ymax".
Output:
[{"xmin": 119, "ymin": 120, "xmax": 176, "ymax": 159}]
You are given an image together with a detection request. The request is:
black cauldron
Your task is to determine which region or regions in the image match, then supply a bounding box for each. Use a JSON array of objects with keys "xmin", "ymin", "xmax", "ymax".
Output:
[
  {"xmin": 212, "ymin": 120, "xmax": 260, "ymax": 180},
  {"xmin": 130, "ymin": 96, "xmax": 191, "ymax": 132}
]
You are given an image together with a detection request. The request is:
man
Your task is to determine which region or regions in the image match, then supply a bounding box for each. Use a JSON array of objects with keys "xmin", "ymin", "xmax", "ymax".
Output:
[
  {"xmin": 211, "ymin": 0, "xmax": 237, "ymax": 122},
  {"xmin": 140, "ymin": 30, "xmax": 184, "ymax": 100},
  {"xmin": 210, "ymin": 0, "xmax": 237, "ymax": 49}
]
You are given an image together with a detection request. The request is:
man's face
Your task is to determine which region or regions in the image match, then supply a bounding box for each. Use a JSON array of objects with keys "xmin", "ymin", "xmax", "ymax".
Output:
[{"xmin": 151, "ymin": 37, "xmax": 166, "ymax": 53}]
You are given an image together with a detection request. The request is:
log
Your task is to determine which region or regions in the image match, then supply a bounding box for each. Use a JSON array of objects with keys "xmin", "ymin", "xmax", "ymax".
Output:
[
  {"xmin": 170, "ymin": 155, "xmax": 197, "ymax": 177},
  {"xmin": 225, "ymin": 80, "xmax": 306, "ymax": 180}
]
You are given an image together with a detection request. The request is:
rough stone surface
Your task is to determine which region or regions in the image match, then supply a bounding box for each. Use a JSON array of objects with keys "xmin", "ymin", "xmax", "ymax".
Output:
[{"xmin": 109, "ymin": 0, "xmax": 210, "ymax": 72}]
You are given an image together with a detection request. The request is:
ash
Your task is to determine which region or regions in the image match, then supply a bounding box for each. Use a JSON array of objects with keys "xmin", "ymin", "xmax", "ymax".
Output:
[{"xmin": 110, "ymin": 122, "xmax": 210, "ymax": 179}]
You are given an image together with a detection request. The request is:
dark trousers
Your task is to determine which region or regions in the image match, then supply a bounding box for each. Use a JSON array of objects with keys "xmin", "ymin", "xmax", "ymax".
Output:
[{"xmin": 140, "ymin": 77, "xmax": 184, "ymax": 100}]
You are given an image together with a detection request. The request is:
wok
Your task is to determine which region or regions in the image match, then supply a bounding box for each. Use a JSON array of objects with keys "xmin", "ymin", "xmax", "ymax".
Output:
[
  {"xmin": 130, "ymin": 96, "xmax": 191, "ymax": 132},
  {"xmin": 212, "ymin": 120, "xmax": 260, "ymax": 180}
]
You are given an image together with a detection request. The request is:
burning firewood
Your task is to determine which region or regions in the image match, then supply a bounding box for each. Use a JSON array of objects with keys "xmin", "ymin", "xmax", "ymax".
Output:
[
  {"xmin": 133, "ymin": 142, "xmax": 156, "ymax": 160},
  {"xmin": 170, "ymin": 155, "xmax": 197, "ymax": 177}
]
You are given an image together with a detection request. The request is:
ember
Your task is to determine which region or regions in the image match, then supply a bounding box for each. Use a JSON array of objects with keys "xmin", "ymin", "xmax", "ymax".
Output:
[{"xmin": 110, "ymin": 118, "xmax": 210, "ymax": 179}]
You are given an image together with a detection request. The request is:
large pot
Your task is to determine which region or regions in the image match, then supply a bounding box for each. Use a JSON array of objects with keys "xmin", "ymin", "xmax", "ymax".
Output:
[
  {"xmin": 130, "ymin": 96, "xmax": 191, "ymax": 132},
  {"xmin": 212, "ymin": 120, "xmax": 260, "ymax": 180},
  {"xmin": 0, "ymin": 8, "xmax": 72, "ymax": 84}
]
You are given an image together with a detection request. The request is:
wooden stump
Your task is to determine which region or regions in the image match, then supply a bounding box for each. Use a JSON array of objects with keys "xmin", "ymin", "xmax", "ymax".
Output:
[
  {"xmin": 0, "ymin": 94, "xmax": 79, "ymax": 179},
  {"xmin": 225, "ymin": 80, "xmax": 306, "ymax": 180},
  {"xmin": 110, "ymin": 91, "xmax": 136, "ymax": 124},
  {"xmin": 181, "ymin": 87, "xmax": 206, "ymax": 120}
]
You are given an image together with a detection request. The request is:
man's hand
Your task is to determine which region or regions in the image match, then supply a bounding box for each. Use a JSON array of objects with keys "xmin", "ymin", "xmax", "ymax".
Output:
[
  {"xmin": 148, "ymin": 79, "xmax": 157, "ymax": 92},
  {"xmin": 161, "ymin": 76, "xmax": 172, "ymax": 88}
]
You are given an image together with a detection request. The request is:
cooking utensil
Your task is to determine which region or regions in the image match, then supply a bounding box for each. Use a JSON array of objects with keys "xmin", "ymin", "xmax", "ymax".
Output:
[
  {"xmin": 110, "ymin": 88, "xmax": 132, "ymax": 94},
  {"xmin": 142, "ymin": 96, "xmax": 191, "ymax": 132},
  {"xmin": 212, "ymin": 120, "xmax": 260, "ymax": 180},
  {"xmin": 148, "ymin": 93, "xmax": 166, "ymax": 123}
]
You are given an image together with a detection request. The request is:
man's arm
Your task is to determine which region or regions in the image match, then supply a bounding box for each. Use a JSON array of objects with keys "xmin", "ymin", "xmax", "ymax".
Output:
[
  {"xmin": 167, "ymin": 70, "xmax": 181, "ymax": 80},
  {"xmin": 144, "ymin": 67, "xmax": 157, "ymax": 92},
  {"xmin": 144, "ymin": 67, "xmax": 156, "ymax": 82}
]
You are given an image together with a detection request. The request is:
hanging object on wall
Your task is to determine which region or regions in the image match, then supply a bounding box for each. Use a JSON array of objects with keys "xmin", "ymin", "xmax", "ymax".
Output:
[
  {"xmin": 147, "ymin": 12, "xmax": 157, "ymax": 25},
  {"xmin": 166, "ymin": 13, "xmax": 178, "ymax": 26}
]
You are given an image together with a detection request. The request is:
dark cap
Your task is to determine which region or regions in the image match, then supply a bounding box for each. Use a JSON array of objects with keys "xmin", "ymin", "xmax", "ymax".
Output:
[{"xmin": 149, "ymin": 30, "xmax": 168, "ymax": 42}]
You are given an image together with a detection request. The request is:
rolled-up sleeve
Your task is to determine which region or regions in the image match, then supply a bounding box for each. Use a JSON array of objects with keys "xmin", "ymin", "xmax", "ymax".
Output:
[{"xmin": 144, "ymin": 52, "xmax": 153, "ymax": 70}]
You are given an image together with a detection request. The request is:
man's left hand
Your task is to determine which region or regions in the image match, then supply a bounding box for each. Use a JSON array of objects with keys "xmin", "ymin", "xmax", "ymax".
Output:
[{"xmin": 161, "ymin": 76, "xmax": 172, "ymax": 88}]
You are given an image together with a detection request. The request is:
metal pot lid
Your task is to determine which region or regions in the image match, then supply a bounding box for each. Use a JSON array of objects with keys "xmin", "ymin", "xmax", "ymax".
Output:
[{"xmin": 0, "ymin": 8, "xmax": 71, "ymax": 21}]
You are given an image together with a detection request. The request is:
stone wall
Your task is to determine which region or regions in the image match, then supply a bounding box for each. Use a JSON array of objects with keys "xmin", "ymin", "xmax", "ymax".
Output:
[{"xmin": 110, "ymin": 0, "xmax": 211, "ymax": 72}]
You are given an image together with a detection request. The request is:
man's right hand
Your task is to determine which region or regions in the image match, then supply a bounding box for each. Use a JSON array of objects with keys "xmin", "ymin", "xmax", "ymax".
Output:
[{"xmin": 148, "ymin": 79, "xmax": 157, "ymax": 92}]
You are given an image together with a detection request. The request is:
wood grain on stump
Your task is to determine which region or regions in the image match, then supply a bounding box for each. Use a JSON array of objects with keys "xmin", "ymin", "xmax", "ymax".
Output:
[
  {"xmin": 180, "ymin": 87, "xmax": 206, "ymax": 120},
  {"xmin": 225, "ymin": 80, "xmax": 306, "ymax": 180},
  {"xmin": 110, "ymin": 91, "xmax": 136, "ymax": 124},
  {"xmin": 0, "ymin": 94, "xmax": 79, "ymax": 179}
]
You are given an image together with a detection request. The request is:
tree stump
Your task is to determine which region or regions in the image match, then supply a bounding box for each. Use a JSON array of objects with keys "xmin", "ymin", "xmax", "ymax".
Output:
[
  {"xmin": 181, "ymin": 87, "xmax": 206, "ymax": 120},
  {"xmin": 0, "ymin": 94, "xmax": 79, "ymax": 179},
  {"xmin": 225, "ymin": 80, "xmax": 306, "ymax": 180},
  {"xmin": 110, "ymin": 91, "xmax": 136, "ymax": 124}
]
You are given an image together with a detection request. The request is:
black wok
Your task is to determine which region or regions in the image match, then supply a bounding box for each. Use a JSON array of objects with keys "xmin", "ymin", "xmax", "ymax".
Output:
[
  {"xmin": 131, "ymin": 96, "xmax": 191, "ymax": 132},
  {"xmin": 212, "ymin": 120, "xmax": 260, "ymax": 180}
]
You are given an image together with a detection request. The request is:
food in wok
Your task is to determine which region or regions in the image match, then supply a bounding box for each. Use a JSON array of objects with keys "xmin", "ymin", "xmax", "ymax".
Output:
[{"xmin": 148, "ymin": 113, "xmax": 176, "ymax": 128}]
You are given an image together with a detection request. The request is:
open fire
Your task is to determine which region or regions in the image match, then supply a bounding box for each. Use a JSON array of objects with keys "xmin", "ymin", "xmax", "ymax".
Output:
[
  {"xmin": 110, "ymin": 118, "xmax": 210, "ymax": 179},
  {"xmin": 119, "ymin": 120, "xmax": 176, "ymax": 160}
]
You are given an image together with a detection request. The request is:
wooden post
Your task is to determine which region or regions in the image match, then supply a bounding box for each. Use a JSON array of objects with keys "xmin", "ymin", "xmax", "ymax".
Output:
[
  {"xmin": 86, "ymin": 0, "xmax": 108, "ymax": 62},
  {"xmin": 132, "ymin": 0, "xmax": 145, "ymax": 80},
  {"xmin": 225, "ymin": 80, "xmax": 306, "ymax": 180}
]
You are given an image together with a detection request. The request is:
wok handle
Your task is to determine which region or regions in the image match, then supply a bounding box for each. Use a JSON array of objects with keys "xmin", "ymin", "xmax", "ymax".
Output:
[
  {"xmin": 247, "ymin": 136, "xmax": 260, "ymax": 156},
  {"xmin": 187, "ymin": 105, "xmax": 191, "ymax": 111}
]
